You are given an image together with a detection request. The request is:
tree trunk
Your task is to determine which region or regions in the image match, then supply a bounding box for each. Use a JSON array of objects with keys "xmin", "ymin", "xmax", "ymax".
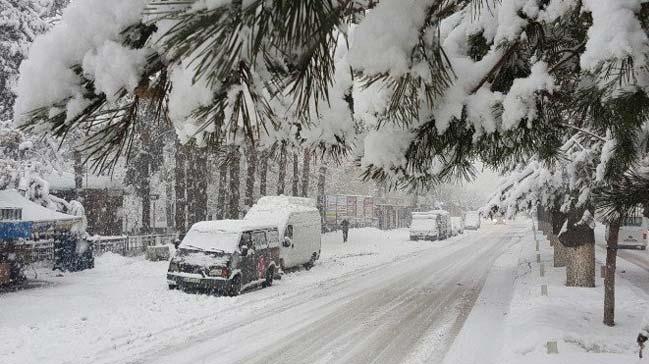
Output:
[
  {"xmin": 277, "ymin": 142, "xmax": 287, "ymax": 195},
  {"xmin": 559, "ymin": 208, "xmax": 595, "ymax": 288},
  {"xmin": 550, "ymin": 208, "xmax": 568, "ymax": 268},
  {"xmin": 301, "ymin": 148, "xmax": 311, "ymax": 197},
  {"xmin": 216, "ymin": 156, "xmax": 228, "ymax": 220},
  {"xmin": 259, "ymin": 150, "xmax": 268, "ymax": 197},
  {"xmin": 73, "ymin": 149, "xmax": 83, "ymax": 198},
  {"xmin": 604, "ymin": 217, "xmax": 620, "ymax": 326},
  {"xmin": 141, "ymin": 161, "xmax": 151, "ymax": 233},
  {"xmin": 317, "ymin": 162, "xmax": 327, "ymax": 224},
  {"xmin": 227, "ymin": 146, "xmax": 241, "ymax": 219},
  {"xmin": 292, "ymin": 151, "xmax": 299, "ymax": 196},
  {"xmin": 174, "ymin": 140, "xmax": 187, "ymax": 233},
  {"xmin": 244, "ymin": 144, "xmax": 257, "ymax": 208},
  {"xmin": 185, "ymin": 145, "xmax": 198, "ymax": 227},
  {"xmin": 193, "ymin": 147, "xmax": 208, "ymax": 223}
]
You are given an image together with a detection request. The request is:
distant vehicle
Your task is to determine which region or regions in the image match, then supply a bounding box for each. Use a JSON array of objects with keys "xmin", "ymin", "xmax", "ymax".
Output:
[
  {"xmin": 167, "ymin": 220, "xmax": 280, "ymax": 296},
  {"xmin": 464, "ymin": 211, "xmax": 481, "ymax": 230},
  {"xmin": 605, "ymin": 208, "xmax": 648, "ymax": 250},
  {"xmin": 409, "ymin": 212, "xmax": 439, "ymax": 241},
  {"xmin": 245, "ymin": 196, "xmax": 321, "ymax": 270},
  {"xmin": 450, "ymin": 216, "xmax": 464, "ymax": 235}
]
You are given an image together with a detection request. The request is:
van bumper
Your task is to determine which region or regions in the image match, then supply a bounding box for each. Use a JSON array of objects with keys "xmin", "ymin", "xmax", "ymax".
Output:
[{"xmin": 167, "ymin": 272, "xmax": 229, "ymax": 292}]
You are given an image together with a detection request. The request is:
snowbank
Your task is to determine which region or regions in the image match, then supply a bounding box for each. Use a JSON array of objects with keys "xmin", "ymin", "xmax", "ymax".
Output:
[{"xmin": 499, "ymin": 223, "xmax": 649, "ymax": 363}]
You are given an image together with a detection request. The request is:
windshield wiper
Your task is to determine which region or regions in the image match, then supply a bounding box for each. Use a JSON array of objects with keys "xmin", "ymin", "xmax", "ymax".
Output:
[
  {"xmin": 183, "ymin": 244, "xmax": 225, "ymax": 254},
  {"xmin": 183, "ymin": 244, "xmax": 205, "ymax": 251}
]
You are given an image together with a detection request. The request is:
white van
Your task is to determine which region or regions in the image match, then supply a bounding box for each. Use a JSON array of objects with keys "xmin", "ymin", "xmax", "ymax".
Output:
[
  {"xmin": 464, "ymin": 211, "xmax": 481, "ymax": 230},
  {"xmin": 606, "ymin": 208, "xmax": 648, "ymax": 250},
  {"xmin": 450, "ymin": 216, "xmax": 464, "ymax": 235},
  {"xmin": 410, "ymin": 212, "xmax": 438, "ymax": 241},
  {"xmin": 245, "ymin": 196, "xmax": 322, "ymax": 270}
]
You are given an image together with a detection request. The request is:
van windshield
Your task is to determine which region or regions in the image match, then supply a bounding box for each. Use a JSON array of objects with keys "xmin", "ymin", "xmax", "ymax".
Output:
[
  {"xmin": 180, "ymin": 229, "xmax": 241, "ymax": 253},
  {"xmin": 622, "ymin": 216, "xmax": 643, "ymax": 227},
  {"xmin": 411, "ymin": 219, "xmax": 433, "ymax": 230}
]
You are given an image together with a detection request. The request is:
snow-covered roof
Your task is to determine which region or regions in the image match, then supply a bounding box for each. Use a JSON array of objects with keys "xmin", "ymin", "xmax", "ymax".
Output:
[
  {"xmin": 245, "ymin": 196, "xmax": 319, "ymax": 231},
  {"xmin": 427, "ymin": 210, "xmax": 450, "ymax": 215},
  {"xmin": 255, "ymin": 195, "xmax": 317, "ymax": 209},
  {"xmin": 0, "ymin": 189, "xmax": 81, "ymax": 223}
]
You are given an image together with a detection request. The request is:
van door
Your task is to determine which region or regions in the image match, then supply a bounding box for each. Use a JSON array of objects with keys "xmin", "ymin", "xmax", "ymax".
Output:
[
  {"xmin": 252, "ymin": 230, "xmax": 269, "ymax": 281},
  {"xmin": 239, "ymin": 232, "xmax": 256, "ymax": 285},
  {"xmin": 282, "ymin": 223, "xmax": 296, "ymax": 267}
]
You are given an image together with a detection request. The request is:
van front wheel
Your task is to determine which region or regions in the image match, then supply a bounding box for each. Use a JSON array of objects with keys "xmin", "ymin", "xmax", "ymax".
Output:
[
  {"xmin": 304, "ymin": 254, "xmax": 317, "ymax": 271},
  {"xmin": 263, "ymin": 267, "xmax": 274, "ymax": 287},
  {"xmin": 227, "ymin": 275, "xmax": 242, "ymax": 296}
]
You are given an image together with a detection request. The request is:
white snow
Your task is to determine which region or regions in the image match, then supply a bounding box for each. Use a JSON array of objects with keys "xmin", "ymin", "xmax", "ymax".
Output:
[
  {"xmin": 497, "ymin": 222, "xmax": 649, "ymax": 363},
  {"xmin": 14, "ymin": 0, "xmax": 149, "ymax": 122},
  {"xmin": 580, "ymin": 0, "xmax": 648, "ymax": 71},
  {"xmin": 0, "ymin": 227, "xmax": 487, "ymax": 364},
  {"xmin": 501, "ymin": 61, "xmax": 555, "ymax": 130},
  {"xmin": 180, "ymin": 220, "xmax": 247, "ymax": 252}
]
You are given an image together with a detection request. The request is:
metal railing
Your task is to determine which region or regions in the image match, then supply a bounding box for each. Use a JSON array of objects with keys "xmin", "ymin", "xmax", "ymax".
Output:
[{"xmin": 89, "ymin": 233, "xmax": 178, "ymax": 257}]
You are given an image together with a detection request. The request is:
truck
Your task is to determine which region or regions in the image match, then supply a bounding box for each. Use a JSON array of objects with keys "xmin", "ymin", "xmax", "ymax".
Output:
[
  {"xmin": 464, "ymin": 211, "xmax": 481, "ymax": 230},
  {"xmin": 245, "ymin": 196, "xmax": 322, "ymax": 270},
  {"xmin": 605, "ymin": 208, "xmax": 648, "ymax": 250}
]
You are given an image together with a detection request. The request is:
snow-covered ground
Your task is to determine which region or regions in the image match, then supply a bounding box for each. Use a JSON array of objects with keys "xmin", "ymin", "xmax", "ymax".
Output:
[
  {"xmin": 0, "ymin": 224, "xmax": 524, "ymax": 364},
  {"xmin": 493, "ymin": 223, "xmax": 649, "ymax": 364}
]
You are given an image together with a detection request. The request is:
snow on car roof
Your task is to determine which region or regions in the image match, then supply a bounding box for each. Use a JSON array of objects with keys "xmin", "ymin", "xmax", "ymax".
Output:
[
  {"xmin": 189, "ymin": 220, "xmax": 276, "ymax": 233},
  {"xmin": 181, "ymin": 220, "xmax": 277, "ymax": 253}
]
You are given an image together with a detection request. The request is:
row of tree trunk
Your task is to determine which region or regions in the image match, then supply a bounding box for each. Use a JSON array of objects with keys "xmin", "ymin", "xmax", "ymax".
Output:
[
  {"xmin": 537, "ymin": 205, "xmax": 616, "ymax": 326},
  {"xmin": 175, "ymin": 141, "xmax": 324, "ymax": 232}
]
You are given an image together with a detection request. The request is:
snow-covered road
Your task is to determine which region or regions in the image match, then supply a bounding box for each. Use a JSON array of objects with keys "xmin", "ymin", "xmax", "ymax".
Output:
[{"xmin": 0, "ymin": 223, "xmax": 526, "ymax": 364}]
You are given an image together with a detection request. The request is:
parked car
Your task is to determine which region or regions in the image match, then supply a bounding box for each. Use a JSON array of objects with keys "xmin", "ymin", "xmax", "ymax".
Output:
[
  {"xmin": 464, "ymin": 211, "xmax": 481, "ymax": 230},
  {"xmin": 409, "ymin": 212, "xmax": 439, "ymax": 241},
  {"xmin": 450, "ymin": 216, "xmax": 464, "ymax": 235},
  {"xmin": 245, "ymin": 196, "xmax": 321, "ymax": 270},
  {"xmin": 605, "ymin": 208, "xmax": 648, "ymax": 250},
  {"xmin": 167, "ymin": 220, "xmax": 280, "ymax": 296}
]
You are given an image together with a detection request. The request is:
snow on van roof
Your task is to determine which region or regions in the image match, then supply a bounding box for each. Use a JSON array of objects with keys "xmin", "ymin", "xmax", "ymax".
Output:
[
  {"xmin": 254, "ymin": 195, "xmax": 317, "ymax": 209},
  {"xmin": 427, "ymin": 210, "xmax": 450, "ymax": 215},
  {"xmin": 245, "ymin": 196, "xmax": 319, "ymax": 231}
]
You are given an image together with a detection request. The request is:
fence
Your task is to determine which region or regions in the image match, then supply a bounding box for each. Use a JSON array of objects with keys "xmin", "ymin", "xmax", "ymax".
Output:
[
  {"xmin": 11, "ymin": 233, "xmax": 178, "ymax": 263},
  {"xmin": 89, "ymin": 233, "xmax": 178, "ymax": 257}
]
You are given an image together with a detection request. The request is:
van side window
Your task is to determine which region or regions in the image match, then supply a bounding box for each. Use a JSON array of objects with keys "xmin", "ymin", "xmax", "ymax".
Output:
[
  {"xmin": 252, "ymin": 231, "xmax": 267, "ymax": 249},
  {"xmin": 240, "ymin": 232, "xmax": 252, "ymax": 248},
  {"xmin": 286, "ymin": 225, "xmax": 294, "ymax": 239},
  {"xmin": 267, "ymin": 230, "xmax": 279, "ymax": 245}
]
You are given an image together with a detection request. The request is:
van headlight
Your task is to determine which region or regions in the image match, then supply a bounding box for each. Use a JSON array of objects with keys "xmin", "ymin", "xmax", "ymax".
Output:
[{"xmin": 208, "ymin": 268, "xmax": 223, "ymax": 277}]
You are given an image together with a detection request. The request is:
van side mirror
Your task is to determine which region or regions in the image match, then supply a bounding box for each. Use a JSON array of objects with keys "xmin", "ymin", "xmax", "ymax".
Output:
[
  {"xmin": 240, "ymin": 245, "xmax": 249, "ymax": 256},
  {"xmin": 282, "ymin": 237, "xmax": 291, "ymax": 248},
  {"xmin": 173, "ymin": 239, "xmax": 180, "ymax": 249}
]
